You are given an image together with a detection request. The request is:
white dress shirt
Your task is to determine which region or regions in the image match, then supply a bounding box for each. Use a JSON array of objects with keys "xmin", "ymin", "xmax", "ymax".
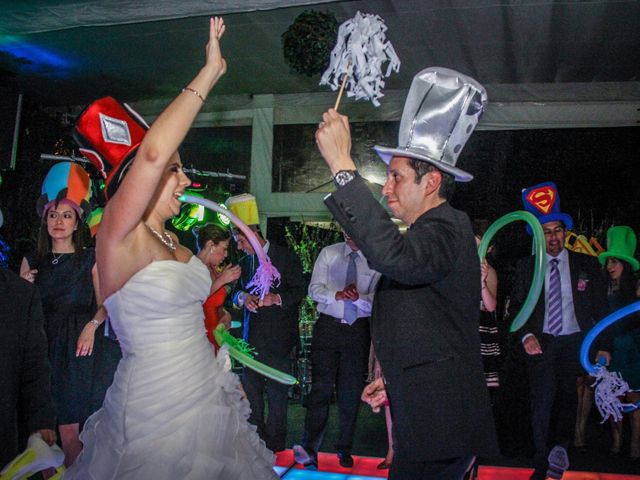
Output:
[
  {"xmin": 308, "ymin": 242, "xmax": 381, "ymax": 320},
  {"xmin": 543, "ymin": 248, "xmax": 581, "ymax": 335}
]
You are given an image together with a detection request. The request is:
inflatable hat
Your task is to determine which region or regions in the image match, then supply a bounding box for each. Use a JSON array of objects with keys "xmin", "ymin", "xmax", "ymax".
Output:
[
  {"xmin": 36, "ymin": 162, "xmax": 92, "ymax": 218},
  {"xmin": 73, "ymin": 96, "xmax": 149, "ymax": 200},
  {"xmin": 373, "ymin": 67, "xmax": 488, "ymax": 182},
  {"xmin": 86, "ymin": 207, "xmax": 103, "ymax": 237},
  {"xmin": 225, "ymin": 193, "xmax": 259, "ymax": 226},
  {"xmin": 598, "ymin": 225, "xmax": 639, "ymax": 271},
  {"xmin": 521, "ymin": 181, "xmax": 573, "ymax": 234}
]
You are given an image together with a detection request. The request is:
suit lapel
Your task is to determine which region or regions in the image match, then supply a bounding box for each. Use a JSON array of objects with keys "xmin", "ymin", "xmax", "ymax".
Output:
[{"xmin": 568, "ymin": 251, "xmax": 579, "ymax": 301}]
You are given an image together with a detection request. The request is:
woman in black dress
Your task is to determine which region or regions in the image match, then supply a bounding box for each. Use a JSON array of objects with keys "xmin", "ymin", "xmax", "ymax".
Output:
[{"xmin": 20, "ymin": 162, "xmax": 119, "ymax": 466}]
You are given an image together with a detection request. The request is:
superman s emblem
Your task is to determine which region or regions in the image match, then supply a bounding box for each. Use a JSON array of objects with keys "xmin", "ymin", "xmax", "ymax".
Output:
[{"xmin": 526, "ymin": 186, "xmax": 556, "ymax": 214}]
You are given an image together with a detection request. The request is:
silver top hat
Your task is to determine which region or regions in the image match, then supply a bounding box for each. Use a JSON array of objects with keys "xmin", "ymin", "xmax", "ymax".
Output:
[{"xmin": 374, "ymin": 67, "xmax": 487, "ymax": 182}]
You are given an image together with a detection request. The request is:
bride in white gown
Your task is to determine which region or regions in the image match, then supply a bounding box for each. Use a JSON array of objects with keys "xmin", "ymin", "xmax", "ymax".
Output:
[{"xmin": 64, "ymin": 18, "xmax": 277, "ymax": 479}]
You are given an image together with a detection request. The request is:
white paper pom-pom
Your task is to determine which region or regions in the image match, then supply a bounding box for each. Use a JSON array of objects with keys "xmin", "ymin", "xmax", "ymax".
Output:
[{"xmin": 320, "ymin": 11, "xmax": 400, "ymax": 107}]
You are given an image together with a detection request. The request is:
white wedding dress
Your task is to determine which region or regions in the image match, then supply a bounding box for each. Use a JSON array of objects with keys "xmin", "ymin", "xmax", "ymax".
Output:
[{"xmin": 64, "ymin": 257, "xmax": 278, "ymax": 479}]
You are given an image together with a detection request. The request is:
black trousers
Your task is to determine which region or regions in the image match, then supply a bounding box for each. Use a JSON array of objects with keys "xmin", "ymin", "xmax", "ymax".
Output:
[
  {"xmin": 302, "ymin": 314, "xmax": 370, "ymax": 455},
  {"xmin": 526, "ymin": 333, "xmax": 582, "ymax": 470},
  {"xmin": 242, "ymin": 350, "xmax": 291, "ymax": 452}
]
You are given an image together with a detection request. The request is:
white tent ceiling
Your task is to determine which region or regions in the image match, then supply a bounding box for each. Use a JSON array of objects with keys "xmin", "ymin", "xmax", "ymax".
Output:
[
  {"xmin": 1, "ymin": 1, "xmax": 638, "ymax": 224},
  {"xmin": 0, "ymin": 0, "xmax": 638, "ymax": 124}
]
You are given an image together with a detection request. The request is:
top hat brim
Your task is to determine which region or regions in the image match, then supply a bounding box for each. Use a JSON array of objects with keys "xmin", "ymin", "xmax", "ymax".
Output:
[
  {"xmin": 598, "ymin": 251, "xmax": 640, "ymax": 271},
  {"xmin": 525, "ymin": 212, "xmax": 574, "ymax": 235},
  {"xmin": 373, "ymin": 145, "xmax": 473, "ymax": 182}
]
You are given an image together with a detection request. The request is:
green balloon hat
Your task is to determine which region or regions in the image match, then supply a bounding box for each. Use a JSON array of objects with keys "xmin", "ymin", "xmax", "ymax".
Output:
[{"xmin": 598, "ymin": 225, "xmax": 639, "ymax": 271}]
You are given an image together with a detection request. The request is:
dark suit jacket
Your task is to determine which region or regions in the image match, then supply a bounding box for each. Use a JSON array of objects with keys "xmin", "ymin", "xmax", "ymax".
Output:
[
  {"xmin": 511, "ymin": 250, "xmax": 609, "ymax": 351},
  {"xmin": 0, "ymin": 268, "xmax": 56, "ymax": 466},
  {"xmin": 326, "ymin": 177, "xmax": 498, "ymax": 462},
  {"xmin": 233, "ymin": 242, "xmax": 306, "ymax": 360}
]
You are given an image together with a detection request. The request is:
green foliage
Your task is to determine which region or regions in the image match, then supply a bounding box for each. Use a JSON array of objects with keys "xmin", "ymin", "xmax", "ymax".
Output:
[
  {"xmin": 285, "ymin": 222, "xmax": 340, "ymax": 274},
  {"xmin": 282, "ymin": 10, "xmax": 338, "ymax": 77},
  {"xmin": 285, "ymin": 222, "xmax": 341, "ymax": 334}
]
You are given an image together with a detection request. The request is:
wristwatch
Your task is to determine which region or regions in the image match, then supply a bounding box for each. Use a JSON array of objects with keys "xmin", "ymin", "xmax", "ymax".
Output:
[{"xmin": 333, "ymin": 170, "xmax": 359, "ymax": 188}]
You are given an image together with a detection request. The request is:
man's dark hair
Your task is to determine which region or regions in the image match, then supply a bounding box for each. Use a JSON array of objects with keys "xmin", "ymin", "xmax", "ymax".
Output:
[
  {"xmin": 408, "ymin": 159, "xmax": 456, "ymax": 201},
  {"xmin": 233, "ymin": 225, "xmax": 263, "ymax": 240}
]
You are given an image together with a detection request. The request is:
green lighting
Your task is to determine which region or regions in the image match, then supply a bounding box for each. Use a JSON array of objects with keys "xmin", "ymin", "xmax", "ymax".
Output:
[{"xmin": 217, "ymin": 203, "xmax": 231, "ymax": 226}]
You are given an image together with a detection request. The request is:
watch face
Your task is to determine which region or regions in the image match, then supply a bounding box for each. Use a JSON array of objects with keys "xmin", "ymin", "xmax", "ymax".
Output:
[{"xmin": 335, "ymin": 170, "xmax": 356, "ymax": 186}]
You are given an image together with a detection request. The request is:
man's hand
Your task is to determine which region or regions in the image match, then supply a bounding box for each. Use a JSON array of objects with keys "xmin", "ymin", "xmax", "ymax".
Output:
[
  {"xmin": 245, "ymin": 294, "xmax": 260, "ymax": 312},
  {"xmin": 343, "ymin": 283, "xmax": 359, "ymax": 301},
  {"xmin": 259, "ymin": 292, "xmax": 281, "ymax": 307},
  {"xmin": 361, "ymin": 377, "xmax": 388, "ymax": 413},
  {"xmin": 523, "ymin": 335, "xmax": 543, "ymax": 355},
  {"xmin": 315, "ymin": 109, "xmax": 357, "ymax": 175},
  {"xmin": 37, "ymin": 428, "xmax": 57, "ymax": 446}
]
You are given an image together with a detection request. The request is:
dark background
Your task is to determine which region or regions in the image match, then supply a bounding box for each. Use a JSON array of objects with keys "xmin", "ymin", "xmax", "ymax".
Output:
[{"xmin": 0, "ymin": 97, "xmax": 638, "ymax": 270}]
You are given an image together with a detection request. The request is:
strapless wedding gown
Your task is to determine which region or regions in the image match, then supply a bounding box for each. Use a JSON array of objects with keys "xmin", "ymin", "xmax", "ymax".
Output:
[{"xmin": 64, "ymin": 257, "xmax": 277, "ymax": 479}]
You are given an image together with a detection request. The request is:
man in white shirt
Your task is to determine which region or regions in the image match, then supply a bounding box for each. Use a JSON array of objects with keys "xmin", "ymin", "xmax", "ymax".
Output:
[{"xmin": 293, "ymin": 231, "xmax": 380, "ymax": 469}]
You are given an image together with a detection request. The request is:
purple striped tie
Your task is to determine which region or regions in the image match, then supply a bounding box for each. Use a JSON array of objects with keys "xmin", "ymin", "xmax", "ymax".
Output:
[{"xmin": 548, "ymin": 258, "xmax": 563, "ymax": 336}]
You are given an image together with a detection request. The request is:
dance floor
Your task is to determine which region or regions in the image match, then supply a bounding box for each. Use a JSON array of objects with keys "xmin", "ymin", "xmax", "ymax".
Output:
[{"xmin": 274, "ymin": 450, "xmax": 640, "ymax": 479}]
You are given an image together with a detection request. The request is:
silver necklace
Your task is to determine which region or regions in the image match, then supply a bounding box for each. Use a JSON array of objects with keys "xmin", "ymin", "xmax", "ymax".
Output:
[
  {"xmin": 51, "ymin": 252, "xmax": 65, "ymax": 265},
  {"xmin": 146, "ymin": 224, "xmax": 177, "ymax": 251}
]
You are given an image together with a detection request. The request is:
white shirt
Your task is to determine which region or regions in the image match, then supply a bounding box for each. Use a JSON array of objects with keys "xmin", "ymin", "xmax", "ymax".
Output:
[
  {"xmin": 308, "ymin": 242, "xmax": 381, "ymax": 320},
  {"xmin": 543, "ymin": 248, "xmax": 581, "ymax": 335}
]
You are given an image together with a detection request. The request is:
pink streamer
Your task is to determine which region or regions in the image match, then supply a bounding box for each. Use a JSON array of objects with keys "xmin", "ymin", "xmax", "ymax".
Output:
[{"xmin": 180, "ymin": 195, "xmax": 280, "ymax": 298}]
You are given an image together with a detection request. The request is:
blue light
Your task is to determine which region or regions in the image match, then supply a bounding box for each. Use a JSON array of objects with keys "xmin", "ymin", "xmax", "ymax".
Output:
[{"xmin": 0, "ymin": 36, "xmax": 74, "ymax": 74}]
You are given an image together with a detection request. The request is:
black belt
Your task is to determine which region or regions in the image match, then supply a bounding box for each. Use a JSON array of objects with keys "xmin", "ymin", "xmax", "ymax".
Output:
[{"xmin": 319, "ymin": 313, "xmax": 369, "ymax": 325}]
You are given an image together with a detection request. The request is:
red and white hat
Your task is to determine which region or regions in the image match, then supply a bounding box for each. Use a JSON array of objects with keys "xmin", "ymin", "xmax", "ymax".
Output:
[{"xmin": 73, "ymin": 97, "xmax": 149, "ymax": 200}]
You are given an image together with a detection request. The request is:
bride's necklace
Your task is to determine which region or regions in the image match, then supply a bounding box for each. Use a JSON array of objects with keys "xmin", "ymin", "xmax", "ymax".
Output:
[
  {"xmin": 51, "ymin": 252, "xmax": 65, "ymax": 265},
  {"xmin": 146, "ymin": 224, "xmax": 177, "ymax": 251}
]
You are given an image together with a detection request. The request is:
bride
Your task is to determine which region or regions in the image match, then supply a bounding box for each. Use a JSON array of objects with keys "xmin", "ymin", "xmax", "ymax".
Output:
[{"xmin": 64, "ymin": 18, "xmax": 278, "ymax": 479}]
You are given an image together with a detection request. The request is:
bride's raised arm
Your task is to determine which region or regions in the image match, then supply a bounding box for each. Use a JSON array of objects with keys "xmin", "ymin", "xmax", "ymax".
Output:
[{"xmin": 101, "ymin": 17, "xmax": 227, "ymax": 245}]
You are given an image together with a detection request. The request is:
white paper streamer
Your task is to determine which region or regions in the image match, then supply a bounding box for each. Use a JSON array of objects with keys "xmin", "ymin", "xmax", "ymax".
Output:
[
  {"xmin": 591, "ymin": 366, "xmax": 636, "ymax": 423},
  {"xmin": 320, "ymin": 11, "xmax": 400, "ymax": 107}
]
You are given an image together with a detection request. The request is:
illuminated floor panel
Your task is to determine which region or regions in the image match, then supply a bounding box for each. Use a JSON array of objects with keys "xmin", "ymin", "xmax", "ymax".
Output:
[
  {"xmin": 281, "ymin": 470, "xmax": 381, "ymax": 480},
  {"xmin": 273, "ymin": 451, "xmax": 640, "ymax": 480}
]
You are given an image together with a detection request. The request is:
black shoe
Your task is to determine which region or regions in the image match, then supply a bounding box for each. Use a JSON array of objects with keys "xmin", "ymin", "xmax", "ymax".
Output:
[
  {"xmin": 546, "ymin": 445, "xmax": 569, "ymax": 479},
  {"xmin": 337, "ymin": 451, "xmax": 354, "ymax": 468},
  {"xmin": 529, "ymin": 468, "xmax": 546, "ymax": 480}
]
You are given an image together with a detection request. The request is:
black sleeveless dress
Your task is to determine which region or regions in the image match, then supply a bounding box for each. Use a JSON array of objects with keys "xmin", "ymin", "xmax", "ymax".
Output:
[{"xmin": 26, "ymin": 248, "xmax": 121, "ymax": 424}]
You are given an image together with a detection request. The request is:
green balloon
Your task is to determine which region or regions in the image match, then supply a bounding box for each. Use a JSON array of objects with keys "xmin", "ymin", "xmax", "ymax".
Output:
[
  {"xmin": 477, "ymin": 211, "xmax": 546, "ymax": 332},
  {"xmin": 214, "ymin": 325, "xmax": 298, "ymax": 385}
]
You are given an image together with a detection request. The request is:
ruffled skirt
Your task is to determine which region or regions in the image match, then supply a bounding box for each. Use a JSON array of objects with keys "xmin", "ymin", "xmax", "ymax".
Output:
[{"xmin": 64, "ymin": 337, "xmax": 277, "ymax": 479}]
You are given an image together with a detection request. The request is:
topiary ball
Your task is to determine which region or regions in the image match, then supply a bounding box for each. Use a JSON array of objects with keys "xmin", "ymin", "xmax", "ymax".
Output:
[{"xmin": 282, "ymin": 10, "xmax": 338, "ymax": 77}]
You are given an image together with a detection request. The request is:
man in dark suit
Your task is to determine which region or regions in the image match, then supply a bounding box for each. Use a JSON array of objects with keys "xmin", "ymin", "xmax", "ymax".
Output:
[
  {"xmin": 511, "ymin": 182, "xmax": 609, "ymax": 480},
  {"xmin": 314, "ymin": 68, "xmax": 498, "ymax": 479},
  {"xmin": 0, "ymin": 267, "xmax": 57, "ymax": 467},
  {"xmin": 228, "ymin": 194, "xmax": 306, "ymax": 453}
]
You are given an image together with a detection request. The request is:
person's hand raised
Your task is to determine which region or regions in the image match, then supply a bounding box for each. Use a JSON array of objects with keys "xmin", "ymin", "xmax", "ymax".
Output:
[
  {"xmin": 315, "ymin": 109, "xmax": 356, "ymax": 175},
  {"xmin": 204, "ymin": 17, "xmax": 227, "ymax": 83}
]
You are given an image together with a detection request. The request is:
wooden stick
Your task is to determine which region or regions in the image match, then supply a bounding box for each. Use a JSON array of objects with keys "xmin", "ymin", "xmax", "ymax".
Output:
[{"xmin": 333, "ymin": 62, "xmax": 351, "ymax": 111}]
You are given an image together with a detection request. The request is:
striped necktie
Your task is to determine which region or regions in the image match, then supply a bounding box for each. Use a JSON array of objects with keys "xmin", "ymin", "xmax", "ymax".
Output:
[
  {"xmin": 343, "ymin": 251, "xmax": 359, "ymax": 325},
  {"xmin": 547, "ymin": 258, "xmax": 563, "ymax": 336}
]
